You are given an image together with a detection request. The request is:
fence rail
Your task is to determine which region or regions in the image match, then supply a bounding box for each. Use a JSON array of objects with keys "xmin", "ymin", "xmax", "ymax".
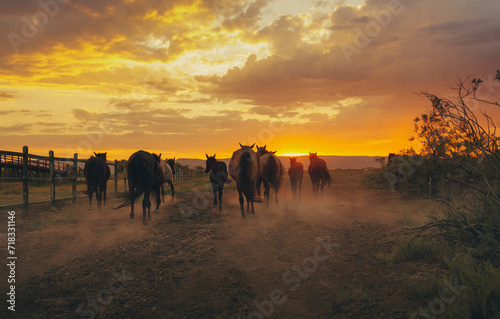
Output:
[{"xmin": 0, "ymin": 146, "xmax": 205, "ymax": 214}]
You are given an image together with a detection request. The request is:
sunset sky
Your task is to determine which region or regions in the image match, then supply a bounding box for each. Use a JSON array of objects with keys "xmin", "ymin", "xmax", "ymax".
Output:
[{"xmin": 1, "ymin": 0, "xmax": 499, "ymax": 160}]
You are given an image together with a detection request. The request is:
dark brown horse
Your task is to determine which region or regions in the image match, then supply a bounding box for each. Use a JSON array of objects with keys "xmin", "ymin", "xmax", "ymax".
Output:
[
  {"xmin": 83, "ymin": 152, "xmax": 110, "ymax": 211},
  {"xmin": 229, "ymin": 143, "xmax": 260, "ymax": 215},
  {"xmin": 114, "ymin": 150, "xmax": 163, "ymax": 224},
  {"xmin": 288, "ymin": 157, "xmax": 303, "ymax": 199},
  {"xmin": 256, "ymin": 145, "xmax": 285, "ymax": 206},
  {"xmin": 205, "ymin": 154, "xmax": 229, "ymax": 210},
  {"xmin": 308, "ymin": 152, "xmax": 332, "ymax": 195}
]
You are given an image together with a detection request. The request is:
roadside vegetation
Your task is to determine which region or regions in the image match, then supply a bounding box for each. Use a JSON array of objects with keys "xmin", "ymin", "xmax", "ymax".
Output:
[{"xmin": 369, "ymin": 71, "xmax": 500, "ymax": 318}]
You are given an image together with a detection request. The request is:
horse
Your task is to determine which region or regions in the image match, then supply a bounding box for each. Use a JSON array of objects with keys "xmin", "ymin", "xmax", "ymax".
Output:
[
  {"xmin": 308, "ymin": 152, "xmax": 332, "ymax": 195},
  {"xmin": 160, "ymin": 157, "xmax": 175, "ymax": 201},
  {"xmin": 114, "ymin": 150, "xmax": 164, "ymax": 224},
  {"xmin": 288, "ymin": 157, "xmax": 303, "ymax": 199},
  {"xmin": 83, "ymin": 152, "xmax": 110, "ymax": 211},
  {"xmin": 228, "ymin": 143, "xmax": 260, "ymax": 215},
  {"xmin": 256, "ymin": 145, "xmax": 285, "ymax": 206},
  {"xmin": 205, "ymin": 154, "xmax": 229, "ymax": 210}
]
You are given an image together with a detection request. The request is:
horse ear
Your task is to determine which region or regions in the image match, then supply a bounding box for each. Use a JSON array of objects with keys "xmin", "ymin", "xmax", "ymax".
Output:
[
  {"xmin": 213, "ymin": 154, "xmax": 216, "ymax": 158},
  {"xmin": 250, "ymin": 143, "xmax": 255, "ymax": 149},
  {"xmin": 206, "ymin": 154, "xmax": 209, "ymax": 159},
  {"xmin": 272, "ymin": 151, "xmax": 277, "ymax": 154},
  {"xmin": 94, "ymin": 152, "xmax": 97, "ymax": 156},
  {"xmin": 239, "ymin": 143, "xmax": 243, "ymax": 148},
  {"xmin": 264, "ymin": 145, "xmax": 266, "ymax": 149}
]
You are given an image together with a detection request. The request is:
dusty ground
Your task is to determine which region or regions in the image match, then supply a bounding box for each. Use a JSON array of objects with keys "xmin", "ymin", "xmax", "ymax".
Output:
[{"xmin": 2, "ymin": 170, "xmax": 439, "ymax": 318}]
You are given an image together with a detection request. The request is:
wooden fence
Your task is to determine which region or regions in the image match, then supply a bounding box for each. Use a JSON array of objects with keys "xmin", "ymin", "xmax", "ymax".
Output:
[{"xmin": 0, "ymin": 146, "xmax": 205, "ymax": 214}]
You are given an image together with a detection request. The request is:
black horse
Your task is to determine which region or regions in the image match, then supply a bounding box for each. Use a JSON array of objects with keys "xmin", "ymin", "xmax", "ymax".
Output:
[
  {"xmin": 84, "ymin": 152, "xmax": 110, "ymax": 211},
  {"xmin": 288, "ymin": 157, "xmax": 303, "ymax": 199},
  {"xmin": 114, "ymin": 150, "xmax": 163, "ymax": 224},
  {"xmin": 205, "ymin": 154, "xmax": 229, "ymax": 210},
  {"xmin": 308, "ymin": 152, "xmax": 332, "ymax": 196}
]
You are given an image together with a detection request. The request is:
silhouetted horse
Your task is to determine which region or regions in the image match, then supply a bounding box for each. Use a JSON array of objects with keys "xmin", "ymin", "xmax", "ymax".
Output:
[
  {"xmin": 160, "ymin": 157, "xmax": 175, "ymax": 200},
  {"xmin": 229, "ymin": 143, "xmax": 260, "ymax": 215},
  {"xmin": 84, "ymin": 152, "xmax": 110, "ymax": 211},
  {"xmin": 256, "ymin": 145, "xmax": 285, "ymax": 206},
  {"xmin": 288, "ymin": 157, "xmax": 303, "ymax": 199},
  {"xmin": 205, "ymin": 154, "xmax": 229, "ymax": 210},
  {"xmin": 308, "ymin": 152, "xmax": 332, "ymax": 195},
  {"xmin": 114, "ymin": 150, "xmax": 163, "ymax": 224}
]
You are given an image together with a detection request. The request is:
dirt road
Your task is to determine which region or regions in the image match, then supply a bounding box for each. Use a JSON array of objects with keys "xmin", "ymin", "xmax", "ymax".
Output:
[{"xmin": 6, "ymin": 171, "xmax": 434, "ymax": 318}]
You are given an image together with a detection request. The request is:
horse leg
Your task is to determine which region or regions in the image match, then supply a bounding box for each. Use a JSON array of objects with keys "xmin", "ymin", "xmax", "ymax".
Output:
[
  {"xmin": 143, "ymin": 190, "xmax": 151, "ymax": 224},
  {"xmin": 102, "ymin": 181, "xmax": 107, "ymax": 206},
  {"xmin": 129, "ymin": 187, "xmax": 135, "ymax": 219},
  {"xmin": 250, "ymin": 199, "xmax": 255, "ymax": 215},
  {"xmin": 257, "ymin": 177, "xmax": 262, "ymax": 199},
  {"xmin": 161, "ymin": 184, "xmax": 165, "ymax": 202},
  {"xmin": 169, "ymin": 181, "xmax": 175, "ymax": 198},
  {"xmin": 87, "ymin": 184, "xmax": 92, "ymax": 207},
  {"xmin": 238, "ymin": 189, "xmax": 245, "ymax": 216},
  {"xmin": 211, "ymin": 182, "xmax": 218, "ymax": 206},
  {"xmin": 264, "ymin": 180, "xmax": 270, "ymax": 206},
  {"xmin": 96, "ymin": 187, "xmax": 103, "ymax": 212},
  {"xmin": 218, "ymin": 185, "xmax": 223, "ymax": 211},
  {"xmin": 154, "ymin": 187, "xmax": 161, "ymax": 211}
]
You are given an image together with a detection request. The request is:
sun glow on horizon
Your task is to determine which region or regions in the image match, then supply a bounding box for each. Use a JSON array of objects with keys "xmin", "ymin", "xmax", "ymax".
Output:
[{"xmin": 279, "ymin": 152, "xmax": 309, "ymax": 157}]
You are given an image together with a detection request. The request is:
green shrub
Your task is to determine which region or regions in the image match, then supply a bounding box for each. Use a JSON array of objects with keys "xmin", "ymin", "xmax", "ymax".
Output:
[{"xmin": 392, "ymin": 236, "xmax": 438, "ymax": 262}]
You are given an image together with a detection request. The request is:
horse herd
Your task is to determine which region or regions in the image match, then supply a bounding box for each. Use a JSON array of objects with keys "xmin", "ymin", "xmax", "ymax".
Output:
[{"xmin": 83, "ymin": 144, "xmax": 332, "ymax": 224}]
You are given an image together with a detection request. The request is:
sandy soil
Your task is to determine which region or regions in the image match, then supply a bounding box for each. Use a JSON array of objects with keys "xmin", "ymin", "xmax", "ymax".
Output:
[{"xmin": 2, "ymin": 172, "xmax": 438, "ymax": 318}]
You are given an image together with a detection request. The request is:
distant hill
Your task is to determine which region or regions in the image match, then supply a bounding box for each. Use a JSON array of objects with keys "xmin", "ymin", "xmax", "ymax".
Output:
[{"xmin": 176, "ymin": 156, "xmax": 382, "ymax": 170}]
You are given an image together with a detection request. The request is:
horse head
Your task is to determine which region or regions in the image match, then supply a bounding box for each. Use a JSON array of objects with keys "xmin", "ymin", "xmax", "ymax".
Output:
[
  {"xmin": 289, "ymin": 156, "xmax": 298, "ymax": 164},
  {"xmin": 152, "ymin": 153, "xmax": 162, "ymax": 163},
  {"xmin": 309, "ymin": 152, "xmax": 319, "ymax": 161},
  {"xmin": 94, "ymin": 152, "xmax": 107, "ymax": 160},
  {"xmin": 256, "ymin": 145, "xmax": 268, "ymax": 157},
  {"xmin": 239, "ymin": 143, "xmax": 255, "ymax": 150},
  {"xmin": 166, "ymin": 158, "xmax": 175, "ymax": 175},
  {"xmin": 205, "ymin": 154, "xmax": 217, "ymax": 173}
]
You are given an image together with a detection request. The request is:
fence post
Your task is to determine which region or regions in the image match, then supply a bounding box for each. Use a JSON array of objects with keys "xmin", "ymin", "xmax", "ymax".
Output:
[
  {"xmin": 49, "ymin": 150, "xmax": 55, "ymax": 205},
  {"xmin": 114, "ymin": 159, "xmax": 118, "ymax": 194},
  {"xmin": 72, "ymin": 153, "xmax": 78, "ymax": 203},
  {"xmin": 22, "ymin": 146, "xmax": 29, "ymax": 215}
]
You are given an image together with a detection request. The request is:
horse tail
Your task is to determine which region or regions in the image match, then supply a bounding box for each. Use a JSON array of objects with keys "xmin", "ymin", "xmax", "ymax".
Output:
[
  {"xmin": 84, "ymin": 160, "xmax": 102, "ymax": 195},
  {"xmin": 265, "ymin": 155, "xmax": 280, "ymax": 187},
  {"xmin": 239, "ymin": 151, "xmax": 254, "ymax": 200},
  {"xmin": 113, "ymin": 156, "xmax": 153, "ymax": 209}
]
